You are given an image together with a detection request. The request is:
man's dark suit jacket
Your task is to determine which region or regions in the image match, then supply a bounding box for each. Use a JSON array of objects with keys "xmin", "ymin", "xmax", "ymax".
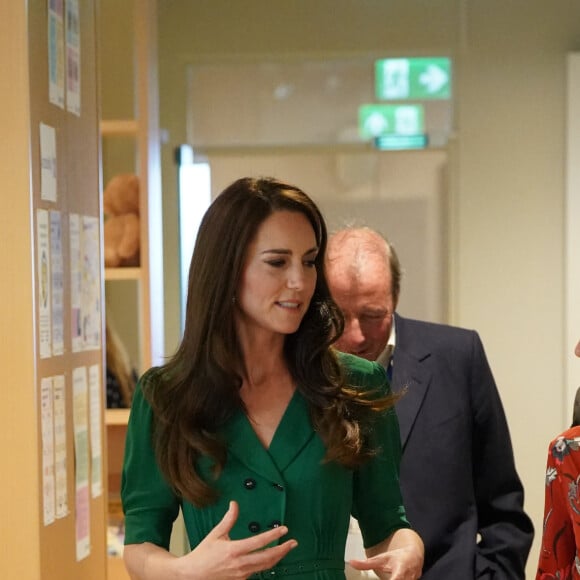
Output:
[{"xmin": 391, "ymin": 313, "xmax": 534, "ymax": 579}]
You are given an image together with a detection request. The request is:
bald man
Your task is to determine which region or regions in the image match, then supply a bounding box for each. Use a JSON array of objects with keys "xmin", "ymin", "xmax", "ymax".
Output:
[{"xmin": 327, "ymin": 227, "xmax": 533, "ymax": 580}]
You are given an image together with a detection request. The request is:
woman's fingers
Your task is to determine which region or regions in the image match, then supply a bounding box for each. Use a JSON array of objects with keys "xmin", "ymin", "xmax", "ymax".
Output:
[
  {"xmin": 236, "ymin": 538, "xmax": 298, "ymax": 577},
  {"xmin": 207, "ymin": 500, "xmax": 239, "ymax": 540},
  {"xmin": 229, "ymin": 524, "xmax": 294, "ymax": 556},
  {"xmin": 348, "ymin": 557, "xmax": 382, "ymax": 570},
  {"xmin": 199, "ymin": 500, "xmax": 298, "ymax": 578},
  {"xmin": 209, "ymin": 501, "xmax": 289, "ymax": 552}
]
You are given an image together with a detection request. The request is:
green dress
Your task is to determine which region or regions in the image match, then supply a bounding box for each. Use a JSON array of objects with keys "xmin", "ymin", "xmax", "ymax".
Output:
[{"xmin": 121, "ymin": 352, "xmax": 410, "ymax": 579}]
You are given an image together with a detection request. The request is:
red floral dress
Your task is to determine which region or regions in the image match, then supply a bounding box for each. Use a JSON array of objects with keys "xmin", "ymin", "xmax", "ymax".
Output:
[{"xmin": 537, "ymin": 426, "xmax": 580, "ymax": 579}]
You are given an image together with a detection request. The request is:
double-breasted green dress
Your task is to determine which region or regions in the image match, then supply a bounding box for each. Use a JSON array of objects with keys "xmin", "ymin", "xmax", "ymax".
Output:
[{"xmin": 121, "ymin": 352, "xmax": 410, "ymax": 579}]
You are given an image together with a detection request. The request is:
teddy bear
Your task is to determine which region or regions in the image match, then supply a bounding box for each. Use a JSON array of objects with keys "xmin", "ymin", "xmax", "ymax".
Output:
[{"xmin": 103, "ymin": 173, "xmax": 141, "ymax": 268}]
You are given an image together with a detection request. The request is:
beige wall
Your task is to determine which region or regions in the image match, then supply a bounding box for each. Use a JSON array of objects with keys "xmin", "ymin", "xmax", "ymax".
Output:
[{"xmin": 158, "ymin": 2, "xmax": 580, "ymax": 576}]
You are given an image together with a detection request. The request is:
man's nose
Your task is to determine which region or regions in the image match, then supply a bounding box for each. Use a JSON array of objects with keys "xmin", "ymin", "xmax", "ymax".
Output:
[{"xmin": 344, "ymin": 318, "xmax": 365, "ymax": 345}]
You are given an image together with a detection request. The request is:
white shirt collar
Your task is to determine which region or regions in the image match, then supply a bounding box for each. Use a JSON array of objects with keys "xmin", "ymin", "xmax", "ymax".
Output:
[{"xmin": 376, "ymin": 315, "xmax": 396, "ymax": 368}]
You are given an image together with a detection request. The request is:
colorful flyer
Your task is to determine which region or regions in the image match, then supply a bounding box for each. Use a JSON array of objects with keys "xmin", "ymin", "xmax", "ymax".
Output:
[
  {"xmin": 70, "ymin": 213, "xmax": 82, "ymax": 352},
  {"xmin": 40, "ymin": 123, "xmax": 57, "ymax": 202},
  {"xmin": 73, "ymin": 366, "xmax": 90, "ymax": 561},
  {"xmin": 81, "ymin": 215, "xmax": 101, "ymax": 350},
  {"xmin": 53, "ymin": 374, "xmax": 68, "ymax": 519},
  {"xmin": 48, "ymin": 0, "xmax": 65, "ymax": 109},
  {"xmin": 50, "ymin": 211, "xmax": 64, "ymax": 356},
  {"xmin": 66, "ymin": 0, "xmax": 81, "ymax": 116},
  {"xmin": 89, "ymin": 364, "xmax": 102, "ymax": 498},
  {"xmin": 37, "ymin": 209, "xmax": 52, "ymax": 359},
  {"xmin": 41, "ymin": 376, "xmax": 55, "ymax": 526}
]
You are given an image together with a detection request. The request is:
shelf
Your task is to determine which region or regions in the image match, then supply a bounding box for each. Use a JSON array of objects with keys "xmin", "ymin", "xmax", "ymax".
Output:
[
  {"xmin": 101, "ymin": 0, "xmax": 170, "ymax": 567},
  {"xmin": 100, "ymin": 119, "xmax": 139, "ymax": 136},
  {"xmin": 105, "ymin": 267, "xmax": 142, "ymax": 281},
  {"xmin": 105, "ymin": 408, "xmax": 131, "ymax": 426}
]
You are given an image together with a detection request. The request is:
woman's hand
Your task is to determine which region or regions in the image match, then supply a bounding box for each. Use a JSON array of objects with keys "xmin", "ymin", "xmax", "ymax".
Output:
[
  {"xmin": 348, "ymin": 528, "xmax": 424, "ymax": 580},
  {"xmin": 179, "ymin": 500, "xmax": 297, "ymax": 579},
  {"xmin": 124, "ymin": 501, "xmax": 297, "ymax": 580}
]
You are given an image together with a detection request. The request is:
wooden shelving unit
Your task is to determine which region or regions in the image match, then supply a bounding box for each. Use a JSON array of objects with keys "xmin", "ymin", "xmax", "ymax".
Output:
[
  {"xmin": 98, "ymin": 0, "xmax": 163, "ymax": 577},
  {"xmin": 104, "ymin": 267, "xmax": 142, "ymax": 281},
  {"xmin": 100, "ymin": 120, "xmax": 139, "ymax": 136}
]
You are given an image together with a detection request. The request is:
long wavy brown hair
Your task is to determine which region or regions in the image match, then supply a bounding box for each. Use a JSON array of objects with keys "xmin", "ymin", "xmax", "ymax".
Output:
[{"xmin": 144, "ymin": 177, "xmax": 397, "ymax": 506}]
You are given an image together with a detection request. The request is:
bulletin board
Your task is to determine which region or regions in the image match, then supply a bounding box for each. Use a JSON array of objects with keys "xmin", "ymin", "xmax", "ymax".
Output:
[{"xmin": 28, "ymin": 0, "xmax": 107, "ymax": 577}]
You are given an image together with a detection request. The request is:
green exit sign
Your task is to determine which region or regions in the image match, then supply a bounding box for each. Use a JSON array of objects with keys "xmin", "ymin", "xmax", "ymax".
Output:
[
  {"xmin": 358, "ymin": 104, "xmax": 425, "ymax": 140},
  {"xmin": 375, "ymin": 57, "xmax": 452, "ymax": 100}
]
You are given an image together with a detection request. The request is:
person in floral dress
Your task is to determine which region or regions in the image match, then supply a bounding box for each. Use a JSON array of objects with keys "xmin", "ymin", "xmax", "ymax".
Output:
[{"xmin": 537, "ymin": 340, "xmax": 580, "ymax": 579}]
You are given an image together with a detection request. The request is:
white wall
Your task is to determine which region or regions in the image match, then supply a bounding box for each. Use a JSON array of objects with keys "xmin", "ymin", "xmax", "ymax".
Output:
[
  {"xmin": 566, "ymin": 55, "xmax": 580, "ymax": 421},
  {"xmin": 205, "ymin": 149, "xmax": 448, "ymax": 324},
  {"xmin": 158, "ymin": 2, "xmax": 580, "ymax": 576},
  {"xmin": 453, "ymin": 11, "xmax": 577, "ymax": 577}
]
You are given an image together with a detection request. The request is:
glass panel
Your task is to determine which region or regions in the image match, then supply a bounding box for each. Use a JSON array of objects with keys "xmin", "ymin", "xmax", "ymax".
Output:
[
  {"xmin": 186, "ymin": 57, "xmax": 453, "ymax": 149},
  {"xmin": 204, "ymin": 148, "xmax": 448, "ymax": 323},
  {"xmin": 177, "ymin": 145, "xmax": 211, "ymax": 333}
]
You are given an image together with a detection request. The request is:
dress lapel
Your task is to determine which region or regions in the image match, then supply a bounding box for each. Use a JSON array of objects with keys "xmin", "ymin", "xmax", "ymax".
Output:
[
  {"xmin": 221, "ymin": 410, "xmax": 283, "ymax": 483},
  {"xmin": 268, "ymin": 390, "xmax": 315, "ymax": 472},
  {"xmin": 221, "ymin": 390, "xmax": 315, "ymax": 479}
]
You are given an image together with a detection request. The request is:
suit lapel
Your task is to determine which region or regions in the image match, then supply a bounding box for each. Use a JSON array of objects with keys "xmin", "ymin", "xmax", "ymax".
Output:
[{"xmin": 391, "ymin": 315, "xmax": 432, "ymax": 449}]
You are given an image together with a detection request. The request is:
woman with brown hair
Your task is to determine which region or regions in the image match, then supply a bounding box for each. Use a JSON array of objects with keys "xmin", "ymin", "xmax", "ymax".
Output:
[{"xmin": 121, "ymin": 176, "xmax": 423, "ymax": 579}]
